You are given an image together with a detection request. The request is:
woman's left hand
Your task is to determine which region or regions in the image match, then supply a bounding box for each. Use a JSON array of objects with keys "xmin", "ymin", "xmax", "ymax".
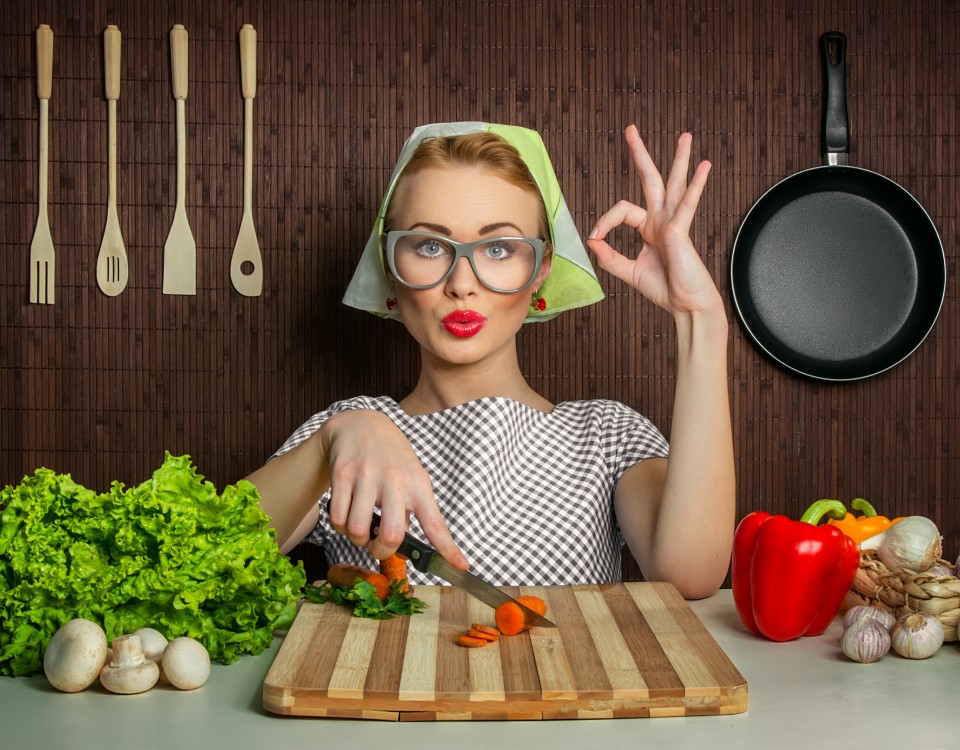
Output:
[{"xmin": 587, "ymin": 125, "xmax": 719, "ymax": 317}]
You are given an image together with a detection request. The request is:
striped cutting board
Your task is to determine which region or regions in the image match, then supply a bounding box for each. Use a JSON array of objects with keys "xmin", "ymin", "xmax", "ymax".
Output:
[{"xmin": 262, "ymin": 582, "xmax": 747, "ymax": 720}]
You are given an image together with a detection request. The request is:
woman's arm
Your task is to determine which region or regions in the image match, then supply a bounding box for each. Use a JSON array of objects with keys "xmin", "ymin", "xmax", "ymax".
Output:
[
  {"xmin": 587, "ymin": 126, "xmax": 735, "ymax": 599},
  {"xmin": 246, "ymin": 409, "xmax": 469, "ymax": 567}
]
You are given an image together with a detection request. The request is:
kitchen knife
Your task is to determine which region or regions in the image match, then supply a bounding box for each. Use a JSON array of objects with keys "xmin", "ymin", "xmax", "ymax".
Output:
[{"xmin": 369, "ymin": 513, "xmax": 557, "ymax": 628}]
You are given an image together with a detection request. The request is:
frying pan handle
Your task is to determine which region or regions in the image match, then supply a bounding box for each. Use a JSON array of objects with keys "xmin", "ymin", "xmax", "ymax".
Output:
[{"xmin": 820, "ymin": 31, "xmax": 849, "ymax": 163}]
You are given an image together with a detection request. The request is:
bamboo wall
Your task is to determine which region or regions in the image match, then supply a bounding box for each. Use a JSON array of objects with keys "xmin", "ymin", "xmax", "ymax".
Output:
[{"xmin": 1, "ymin": 0, "xmax": 957, "ymax": 581}]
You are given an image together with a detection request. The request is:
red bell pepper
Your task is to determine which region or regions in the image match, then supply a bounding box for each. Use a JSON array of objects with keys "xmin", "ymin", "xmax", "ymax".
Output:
[{"xmin": 731, "ymin": 499, "xmax": 860, "ymax": 642}]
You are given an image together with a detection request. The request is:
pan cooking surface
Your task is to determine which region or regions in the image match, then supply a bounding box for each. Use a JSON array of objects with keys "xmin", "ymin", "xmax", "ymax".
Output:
[{"xmin": 744, "ymin": 191, "xmax": 918, "ymax": 361}]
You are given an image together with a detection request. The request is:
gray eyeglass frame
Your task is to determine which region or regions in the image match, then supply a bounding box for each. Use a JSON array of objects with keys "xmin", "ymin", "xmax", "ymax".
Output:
[{"xmin": 384, "ymin": 230, "xmax": 546, "ymax": 293}]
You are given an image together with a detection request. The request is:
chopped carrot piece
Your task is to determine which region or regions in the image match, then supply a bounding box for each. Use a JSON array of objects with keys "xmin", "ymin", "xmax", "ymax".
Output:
[
  {"xmin": 378, "ymin": 553, "xmax": 409, "ymax": 593},
  {"xmin": 326, "ymin": 564, "xmax": 390, "ymax": 602},
  {"xmin": 469, "ymin": 624, "xmax": 500, "ymax": 638},
  {"xmin": 456, "ymin": 635, "xmax": 490, "ymax": 648},
  {"xmin": 495, "ymin": 602, "xmax": 527, "ymax": 635},
  {"xmin": 495, "ymin": 596, "xmax": 549, "ymax": 636},
  {"xmin": 516, "ymin": 595, "xmax": 547, "ymax": 616},
  {"xmin": 466, "ymin": 628, "xmax": 498, "ymax": 642}
]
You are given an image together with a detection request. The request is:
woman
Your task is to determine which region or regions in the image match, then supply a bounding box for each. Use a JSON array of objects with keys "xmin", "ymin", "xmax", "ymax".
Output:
[{"xmin": 246, "ymin": 122, "xmax": 733, "ymax": 599}]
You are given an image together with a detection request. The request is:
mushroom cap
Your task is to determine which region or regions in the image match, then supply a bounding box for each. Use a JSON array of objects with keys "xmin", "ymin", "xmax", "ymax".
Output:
[
  {"xmin": 43, "ymin": 619, "xmax": 109, "ymax": 693},
  {"xmin": 161, "ymin": 637, "xmax": 211, "ymax": 690},
  {"xmin": 133, "ymin": 627, "xmax": 169, "ymax": 663}
]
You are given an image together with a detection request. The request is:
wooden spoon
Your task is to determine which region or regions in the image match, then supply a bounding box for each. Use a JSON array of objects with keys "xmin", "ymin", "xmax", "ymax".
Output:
[
  {"xmin": 162, "ymin": 24, "xmax": 196, "ymax": 295},
  {"xmin": 96, "ymin": 25, "xmax": 128, "ymax": 296},
  {"xmin": 230, "ymin": 24, "xmax": 263, "ymax": 296}
]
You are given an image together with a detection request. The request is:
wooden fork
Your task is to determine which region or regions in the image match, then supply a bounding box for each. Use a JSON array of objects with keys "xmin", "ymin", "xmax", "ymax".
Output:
[{"xmin": 29, "ymin": 24, "xmax": 55, "ymax": 305}]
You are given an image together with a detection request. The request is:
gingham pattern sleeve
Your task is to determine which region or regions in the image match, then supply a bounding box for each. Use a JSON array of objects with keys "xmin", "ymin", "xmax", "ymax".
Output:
[{"xmin": 274, "ymin": 395, "xmax": 668, "ymax": 586}]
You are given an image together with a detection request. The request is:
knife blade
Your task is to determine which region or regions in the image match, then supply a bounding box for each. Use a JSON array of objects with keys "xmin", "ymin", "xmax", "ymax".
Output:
[{"xmin": 369, "ymin": 513, "xmax": 557, "ymax": 628}]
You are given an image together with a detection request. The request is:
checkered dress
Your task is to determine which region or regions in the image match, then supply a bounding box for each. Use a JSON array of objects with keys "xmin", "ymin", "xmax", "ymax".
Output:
[{"xmin": 274, "ymin": 395, "xmax": 669, "ymax": 585}]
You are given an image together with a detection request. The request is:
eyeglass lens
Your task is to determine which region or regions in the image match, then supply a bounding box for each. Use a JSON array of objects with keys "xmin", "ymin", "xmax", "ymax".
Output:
[{"xmin": 393, "ymin": 234, "xmax": 537, "ymax": 291}]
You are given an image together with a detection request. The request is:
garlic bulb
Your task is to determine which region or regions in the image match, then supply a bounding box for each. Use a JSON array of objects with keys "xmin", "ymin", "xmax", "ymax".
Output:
[
  {"xmin": 926, "ymin": 561, "xmax": 956, "ymax": 578},
  {"xmin": 890, "ymin": 612, "xmax": 944, "ymax": 659},
  {"xmin": 841, "ymin": 616, "xmax": 891, "ymax": 664},
  {"xmin": 875, "ymin": 516, "xmax": 942, "ymax": 573},
  {"xmin": 842, "ymin": 605, "xmax": 895, "ymax": 632}
]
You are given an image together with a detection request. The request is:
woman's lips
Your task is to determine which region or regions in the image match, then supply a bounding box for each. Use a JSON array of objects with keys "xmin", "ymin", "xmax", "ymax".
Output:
[{"xmin": 442, "ymin": 309, "xmax": 487, "ymax": 338}]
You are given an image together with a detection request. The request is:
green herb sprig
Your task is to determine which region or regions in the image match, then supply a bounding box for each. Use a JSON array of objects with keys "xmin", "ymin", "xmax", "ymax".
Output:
[{"xmin": 304, "ymin": 580, "xmax": 428, "ymax": 619}]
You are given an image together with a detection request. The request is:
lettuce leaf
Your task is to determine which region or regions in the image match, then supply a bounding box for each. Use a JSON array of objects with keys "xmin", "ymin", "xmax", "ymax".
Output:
[{"xmin": 0, "ymin": 452, "xmax": 305, "ymax": 677}]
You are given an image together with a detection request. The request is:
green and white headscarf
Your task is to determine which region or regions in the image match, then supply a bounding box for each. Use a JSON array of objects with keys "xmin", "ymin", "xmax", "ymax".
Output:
[{"xmin": 342, "ymin": 121, "xmax": 606, "ymax": 322}]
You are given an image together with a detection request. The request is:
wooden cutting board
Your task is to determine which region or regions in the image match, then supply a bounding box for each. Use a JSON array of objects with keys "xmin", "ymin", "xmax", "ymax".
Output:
[{"xmin": 262, "ymin": 582, "xmax": 747, "ymax": 720}]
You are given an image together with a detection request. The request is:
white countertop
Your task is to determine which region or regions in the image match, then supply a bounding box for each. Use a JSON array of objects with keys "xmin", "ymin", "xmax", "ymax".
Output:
[{"xmin": 1, "ymin": 590, "xmax": 956, "ymax": 749}]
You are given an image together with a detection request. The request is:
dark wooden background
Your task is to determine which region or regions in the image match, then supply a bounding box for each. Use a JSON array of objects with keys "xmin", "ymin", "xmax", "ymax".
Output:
[{"xmin": 1, "ymin": 0, "xmax": 957, "ymax": 582}]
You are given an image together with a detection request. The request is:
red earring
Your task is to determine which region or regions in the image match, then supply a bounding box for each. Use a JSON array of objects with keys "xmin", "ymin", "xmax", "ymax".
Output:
[
  {"xmin": 531, "ymin": 292, "xmax": 546, "ymax": 312},
  {"xmin": 386, "ymin": 297, "xmax": 398, "ymax": 310}
]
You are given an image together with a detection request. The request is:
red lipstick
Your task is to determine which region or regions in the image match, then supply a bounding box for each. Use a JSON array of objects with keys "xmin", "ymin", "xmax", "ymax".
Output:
[{"xmin": 442, "ymin": 309, "xmax": 487, "ymax": 338}]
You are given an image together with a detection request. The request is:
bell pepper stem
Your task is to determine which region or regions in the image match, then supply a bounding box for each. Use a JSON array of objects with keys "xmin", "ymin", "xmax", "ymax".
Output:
[
  {"xmin": 850, "ymin": 497, "xmax": 877, "ymax": 517},
  {"xmin": 799, "ymin": 499, "xmax": 849, "ymax": 525}
]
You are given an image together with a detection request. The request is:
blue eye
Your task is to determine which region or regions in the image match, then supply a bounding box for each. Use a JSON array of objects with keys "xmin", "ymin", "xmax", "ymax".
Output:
[{"xmin": 414, "ymin": 239, "xmax": 451, "ymax": 259}]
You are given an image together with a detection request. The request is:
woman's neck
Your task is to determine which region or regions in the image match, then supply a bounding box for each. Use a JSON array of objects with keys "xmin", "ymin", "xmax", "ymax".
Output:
[{"xmin": 399, "ymin": 351, "xmax": 553, "ymax": 415}]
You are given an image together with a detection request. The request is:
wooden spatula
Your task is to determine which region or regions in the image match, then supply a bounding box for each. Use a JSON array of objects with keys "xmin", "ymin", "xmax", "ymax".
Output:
[
  {"xmin": 162, "ymin": 24, "xmax": 196, "ymax": 295},
  {"xmin": 96, "ymin": 25, "xmax": 128, "ymax": 296},
  {"xmin": 230, "ymin": 24, "xmax": 263, "ymax": 297},
  {"xmin": 29, "ymin": 24, "xmax": 55, "ymax": 304}
]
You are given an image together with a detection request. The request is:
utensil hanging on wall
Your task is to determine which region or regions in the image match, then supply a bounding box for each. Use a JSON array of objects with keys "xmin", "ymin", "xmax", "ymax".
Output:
[
  {"xmin": 230, "ymin": 24, "xmax": 263, "ymax": 297},
  {"xmin": 96, "ymin": 25, "xmax": 128, "ymax": 296},
  {"xmin": 162, "ymin": 24, "xmax": 197, "ymax": 295},
  {"xmin": 29, "ymin": 24, "xmax": 55, "ymax": 304}
]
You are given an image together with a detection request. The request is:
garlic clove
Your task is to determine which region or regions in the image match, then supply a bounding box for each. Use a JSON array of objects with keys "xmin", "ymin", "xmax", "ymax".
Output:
[
  {"xmin": 890, "ymin": 612, "xmax": 944, "ymax": 659},
  {"xmin": 841, "ymin": 605, "xmax": 896, "ymax": 632},
  {"xmin": 876, "ymin": 516, "xmax": 942, "ymax": 573},
  {"xmin": 841, "ymin": 617, "xmax": 891, "ymax": 664}
]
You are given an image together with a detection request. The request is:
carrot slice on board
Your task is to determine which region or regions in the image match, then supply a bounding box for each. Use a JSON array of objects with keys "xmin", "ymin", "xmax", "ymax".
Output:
[
  {"xmin": 469, "ymin": 624, "xmax": 500, "ymax": 638},
  {"xmin": 466, "ymin": 628, "xmax": 498, "ymax": 642},
  {"xmin": 456, "ymin": 635, "xmax": 490, "ymax": 648}
]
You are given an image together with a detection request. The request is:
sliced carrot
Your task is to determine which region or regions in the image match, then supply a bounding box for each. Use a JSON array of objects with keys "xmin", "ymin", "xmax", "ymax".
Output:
[
  {"xmin": 326, "ymin": 563, "xmax": 390, "ymax": 602},
  {"xmin": 456, "ymin": 634, "xmax": 490, "ymax": 648},
  {"xmin": 495, "ymin": 596, "xmax": 549, "ymax": 636},
  {"xmin": 516, "ymin": 595, "xmax": 547, "ymax": 616},
  {"xmin": 494, "ymin": 602, "xmax": 527, "ymax": 636},
  {"xmin": 466, "ymin": 628, "xmax": 499, "ymax": 642},
  {"xmin": 469, "ymin": 623, "xmax": 500, "ymax": 638},
  {"xmin": 378, "ymin": 553, "xmax": 410, "ymax": 593}
]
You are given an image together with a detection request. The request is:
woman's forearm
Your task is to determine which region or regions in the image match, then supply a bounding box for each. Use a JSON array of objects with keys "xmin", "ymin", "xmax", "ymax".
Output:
[
  {"xmin": 245, "ymin": 434, "xmax": 331, "ymax": 554},
  {"xmin": 652, "ymin": 300, "xmax": 735, "ymax": 596}
]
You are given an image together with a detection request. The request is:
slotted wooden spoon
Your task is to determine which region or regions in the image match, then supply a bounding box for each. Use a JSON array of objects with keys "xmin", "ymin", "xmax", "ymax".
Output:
[
  {"xmin": 230, "ymin": 24, "xmax": 263, "ymax": 296},
  {"xmin": 162, "ymin": 24, "xmax": 196, "ymax": 295},
  {"xmin": 96, "ymin": 25, "xmax": 128, "ymax": 296}
]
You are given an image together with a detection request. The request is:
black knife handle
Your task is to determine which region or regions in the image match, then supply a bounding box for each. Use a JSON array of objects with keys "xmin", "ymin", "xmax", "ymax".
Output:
[{"xmin": 369, "ymin": 511, "xmax": 435, "ymax": 574}]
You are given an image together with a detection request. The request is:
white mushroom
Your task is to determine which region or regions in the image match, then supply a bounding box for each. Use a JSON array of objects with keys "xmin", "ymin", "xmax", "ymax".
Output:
[
  {"xmin": 99, "ymin": 634, "xmax": 160, "ymax": 694},
  {"xmin": 161, "ymin": 637, "xmax": 211, "ymax": 690},
  {"xmin": 43, "ymin": 618, "xmax": 109, "ymax": 693},
  {"xmin": 133, "ymin": 627, "xmax": 170, "ymax": 683},
  {"xmin": 133, "ymin": 627, "xmax": 168, "ymax": 663}
]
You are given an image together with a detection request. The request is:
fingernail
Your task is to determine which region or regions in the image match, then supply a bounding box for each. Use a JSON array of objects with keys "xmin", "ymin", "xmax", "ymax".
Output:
[{"xmin": 588, "ymin": 227, "xmax": 599, "ymax": 239}]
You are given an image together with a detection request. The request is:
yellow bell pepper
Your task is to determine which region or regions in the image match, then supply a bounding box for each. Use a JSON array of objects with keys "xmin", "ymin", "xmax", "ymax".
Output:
[{"xmin": 826, "ymin": 497, "xmax": 902, "ymax": 544}]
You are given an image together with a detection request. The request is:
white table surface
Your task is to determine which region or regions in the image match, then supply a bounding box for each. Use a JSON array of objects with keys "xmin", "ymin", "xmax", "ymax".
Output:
[{"xmin": 1, "ymin": 590, "xmax": 956, "ymax": 750}]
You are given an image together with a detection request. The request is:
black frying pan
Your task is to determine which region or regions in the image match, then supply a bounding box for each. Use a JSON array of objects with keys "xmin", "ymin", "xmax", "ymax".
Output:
[{"xmin": 730, "ymin": 31, "xmax": 945, "ymax": 382}]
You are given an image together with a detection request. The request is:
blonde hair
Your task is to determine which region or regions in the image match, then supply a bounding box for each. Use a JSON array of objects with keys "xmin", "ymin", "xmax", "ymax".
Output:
[{"xmin": 384, "ymin": 132, "xmax": 550, "ymax": 245}]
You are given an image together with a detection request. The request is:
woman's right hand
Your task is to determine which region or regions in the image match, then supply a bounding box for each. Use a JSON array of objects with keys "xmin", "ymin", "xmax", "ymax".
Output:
[{"xmin": 320, "ymin": 410, "xmax": 469, "ymax": 569}]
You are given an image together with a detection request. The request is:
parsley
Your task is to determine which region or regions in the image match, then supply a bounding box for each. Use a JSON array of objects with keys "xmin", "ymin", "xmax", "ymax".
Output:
[{"xmin": 304, "ymin": 580, "xmax": 428, "ymax": 620}]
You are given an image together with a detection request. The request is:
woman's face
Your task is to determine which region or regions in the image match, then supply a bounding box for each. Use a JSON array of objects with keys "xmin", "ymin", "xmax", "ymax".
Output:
[{"xmin": 388, "ymin": 165, "xmax": 551, "ymax": 367}]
